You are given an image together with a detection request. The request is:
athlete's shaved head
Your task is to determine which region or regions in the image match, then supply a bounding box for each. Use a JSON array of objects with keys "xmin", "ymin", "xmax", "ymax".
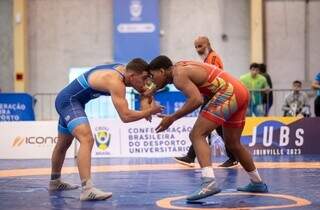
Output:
[
  {"xmin": 194, "ymin": 36, "xmax": 212, "ymax": 57},
  {"xmin": 195, "ymin": 36, "xmax": 211, "ymax": 48}
]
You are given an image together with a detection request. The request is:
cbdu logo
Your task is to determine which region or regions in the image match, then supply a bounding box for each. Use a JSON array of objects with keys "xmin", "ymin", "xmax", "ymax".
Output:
[
  {"xmin": 130, "ymin": 0, "xmax": 142, "ymax": 21},
  {"xmin": 94, "ymin": 129, "xmax": 111, "ymax": 151}
]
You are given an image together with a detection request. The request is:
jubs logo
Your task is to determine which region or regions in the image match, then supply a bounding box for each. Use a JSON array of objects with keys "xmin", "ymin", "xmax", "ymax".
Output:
[
  {"xmin": 94, "ymin": 130, "xmax": 111, "ymax": 151},
  {"xmin": 247, "ymin": 120, "xmax": 304, "ymax": 147}
]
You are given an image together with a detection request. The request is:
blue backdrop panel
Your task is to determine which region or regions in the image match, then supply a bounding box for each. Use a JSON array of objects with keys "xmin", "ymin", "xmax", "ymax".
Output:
[
  {"xmin": 0, "ymin": 93, "xmax": 35, "ymax": 121},
  {"xmin": 113, "ymin": 0, "xmax": 160, "ymax": 63},
  {"xmin": 134, "ymin": 91, "xmax": 200, "ymax": 117}
]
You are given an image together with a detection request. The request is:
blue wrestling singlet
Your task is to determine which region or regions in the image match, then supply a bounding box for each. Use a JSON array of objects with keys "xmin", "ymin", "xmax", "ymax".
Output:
[{"xmin": 55, "ymin": 64, "xmax": 123, "ymax": 135}]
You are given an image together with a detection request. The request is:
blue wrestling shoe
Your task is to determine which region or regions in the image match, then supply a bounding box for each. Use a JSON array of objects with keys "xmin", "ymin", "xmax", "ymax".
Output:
[
  {"xmin": 237, "ymin": 182, "xmax": 268, "ymax": 193},
  {"xmin": 186, "ymin": 177, "xmax": 221, "ymax": 201}
]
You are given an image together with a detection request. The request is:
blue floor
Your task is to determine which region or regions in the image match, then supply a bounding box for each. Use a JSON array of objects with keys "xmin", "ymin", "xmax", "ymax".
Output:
[{"xmin": 0, "ymin": 156, "xmax": 319, "ymax": 210}]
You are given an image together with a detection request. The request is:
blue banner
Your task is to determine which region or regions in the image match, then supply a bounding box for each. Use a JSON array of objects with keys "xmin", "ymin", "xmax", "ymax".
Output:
[
  {"xmin": 0, "ymin": 93, "xmax": 35, "ymax": 121},
  {"xmin": 135, "ymin": 91, "xmax": 200, "ymax": 117},
  {"xmin": 113, "ymin": 0, "xmax": 160, "ymax": 63}
]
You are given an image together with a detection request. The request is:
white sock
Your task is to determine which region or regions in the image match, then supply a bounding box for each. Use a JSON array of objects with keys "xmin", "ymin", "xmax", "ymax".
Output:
[
  {"xmin": 81, "ymin": 178, "xmax": 93, "ymax": 190},
  {"xmin": 247, "ymin": 169, "xmax": 262, "ymax": 183},
  {"xmin": 201, "ymin": 166, "xmax": 215, "ymax": 179}
]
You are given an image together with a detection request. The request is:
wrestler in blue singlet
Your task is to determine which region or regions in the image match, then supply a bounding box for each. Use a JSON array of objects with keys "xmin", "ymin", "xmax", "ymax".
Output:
[{"xmin": 55, "ymin": 64, "xmax": 123, "ymax": 135}]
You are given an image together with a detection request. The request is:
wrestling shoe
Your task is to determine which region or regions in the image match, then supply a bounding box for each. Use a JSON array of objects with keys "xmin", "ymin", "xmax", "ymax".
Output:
[
  {"xmin": 237, "ymin": 182, "xmax": 268, "ymax": 193},
  {"xmin": 49, "ymin": 179, "xmax": 79, "ymax": 191},
  {"xmin": 80, "ymin": 187, "xmax": 112, "ymax": 201},
  {"xmin": 186, "ymin": 177, "xmax": 221, "ymax": 201},
  {"xmin": 174, "ymin": 156, "xmax": 195, "ymax": 167},
  {"xmin": 219, "ymin": 158, "xmax": 238, "ymax": 168}
]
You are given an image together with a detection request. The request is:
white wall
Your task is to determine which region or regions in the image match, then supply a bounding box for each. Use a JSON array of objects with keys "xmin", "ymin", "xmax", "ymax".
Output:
[
  {"xmin": 308, "ymin": 0, "xmax": 320, "ymax": 82},
  {"xmin": 26, "ymin": 0, "xmax": 250, "ymax": 94},
  {"xmin": 265, "ymin": 0, "xmax": 320, "ymax": 88},
  {"xmin": 160, "ymin": 0, "xmax": 250, "ymax": 78},
  {"xmin": 28, "ymin": 0, "xmax": 113, "ymax": 94},
  {"xmin": 3, "ymin": 0, "xmax": 318, "ymax": 97},
  {"xmin": 0, "ymin": 0, "xmax": 13, "ymax": 92},
  {"xmin": 265, "ymin": 0, "xmax": 306, "ymax": 88}
]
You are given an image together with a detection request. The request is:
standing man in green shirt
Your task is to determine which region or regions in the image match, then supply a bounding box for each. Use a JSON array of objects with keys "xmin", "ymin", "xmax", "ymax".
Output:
[{"xmin": 240, "ymin": 63, "xmax": 269, "ymax": 116}]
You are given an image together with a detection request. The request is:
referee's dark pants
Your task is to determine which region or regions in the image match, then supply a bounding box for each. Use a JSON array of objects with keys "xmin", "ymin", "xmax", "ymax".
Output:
[
  {"xmin": 186, "ymin": 126, "xmax": 236, "ymax": 161},
  {"xmin": 315, "ymin": 96, "xmax": 320, "ymax": 117}
]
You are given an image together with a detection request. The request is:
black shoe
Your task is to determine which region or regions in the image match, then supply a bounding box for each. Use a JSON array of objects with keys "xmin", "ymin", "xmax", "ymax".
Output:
[
  {"xmin": 174, "ymin": 156, "xmax": 195, "ymax": 167},
  {"xmin": 219, "ymin": 158, "xmax": 238, "ymax": 168}
]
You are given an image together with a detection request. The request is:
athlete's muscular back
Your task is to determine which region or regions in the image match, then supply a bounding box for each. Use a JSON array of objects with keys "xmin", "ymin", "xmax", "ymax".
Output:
[
  {"xmin": 88, "ymin": 66, "xmax": 126, "ymax": 94},
  {"xmin": 173, "ymin": 61, "xmax": 221, "ymax": 89}
]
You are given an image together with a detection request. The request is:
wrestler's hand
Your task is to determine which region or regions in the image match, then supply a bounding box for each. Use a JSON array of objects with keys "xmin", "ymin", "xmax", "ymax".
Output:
[
  {"xmin": 145, "ymin": 115, "xmax": 152, "ymax": 122},
  {"xmin": 150, "ymin": 102, "xmax": 164, "ymax": 115},
  {"xmin": 155, "ymin": 114, "xmax": 175, "ymax": 133},
  {"xmin": 140, "ymin": 95, "xmax": 153, "ymax": 122},
  {"xmin": 147, "ymin": 103, "xmax": 164, "ymax": 122},
  {"xmin": 142, "ymin": 89, "xmax": 155, "ymax": 99},
  {"xmin": 142, "ymin": 80, "xmax": 157, "ymax": 98},
  {"xmin": 146, "ymin": 101, "xmax": 164, "ymax": 122}
]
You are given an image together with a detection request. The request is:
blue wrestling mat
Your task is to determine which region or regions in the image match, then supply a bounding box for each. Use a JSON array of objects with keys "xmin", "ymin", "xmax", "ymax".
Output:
[{"xmin": 0, "ymin": 156, "xmax": 319, "ymax": 210}]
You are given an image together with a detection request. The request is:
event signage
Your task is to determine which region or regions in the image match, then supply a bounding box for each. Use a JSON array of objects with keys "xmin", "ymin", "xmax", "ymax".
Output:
[
  {"xmin": 0, "ymin": 93, "xmax": 35, "ymax": 121},
  {"xmin": 113, "ymin": 0, "xmax": 160, "ymax": 63},
  {"xmin": 1, "ymin": 117, "xmax": 319, "ymax": 159}
]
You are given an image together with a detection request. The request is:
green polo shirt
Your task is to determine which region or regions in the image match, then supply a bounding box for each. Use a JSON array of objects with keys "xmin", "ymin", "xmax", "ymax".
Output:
[{"xmin": 240, "ymin": 73, "xmax": 268, "ymax": 105}]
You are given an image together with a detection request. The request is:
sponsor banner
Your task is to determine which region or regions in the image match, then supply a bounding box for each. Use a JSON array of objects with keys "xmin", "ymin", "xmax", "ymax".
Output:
[
  {"xmin": 0, "ymin": 93, "xmax": 35, "ymax": 121},
  {"xmin": 1, "ymin": 117, "xmax": 319, "ymax": 159},
  {"xmin": 120, "ymin": 118, "xmax": 193, "ymax": 157},
  {"xmin": 242, "ymin": 117, "xmax": 320, "ymax": 156},
  {"xmin": 113, "ymin": 0, "xmax": 160, "ymax": 63},
  {"xmin": 0, "ymin": 121, "xmax": 74, "ymax": 159}
]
